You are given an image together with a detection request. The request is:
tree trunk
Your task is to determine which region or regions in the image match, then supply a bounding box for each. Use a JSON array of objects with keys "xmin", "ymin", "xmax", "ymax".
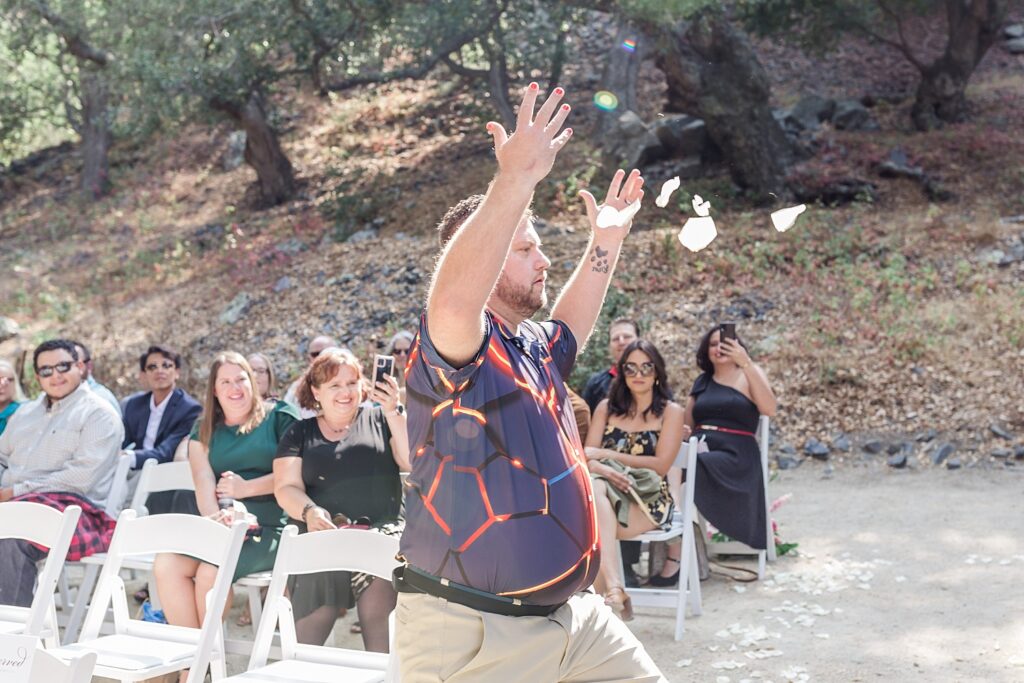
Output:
[
  {"xmin": 910, "ymin": 0, "xmax": 1007, "ymax": 131},
  {"xmin": 78, "ymin": 69, "xmax": 111, "ymax": 201},
  {"xmin": 596, "ymin": 20, "xmax": 642, "ymax": 135},
  {"xmin": 213, "ymin": 92, "xmax": 296, "ymax": 207},
  {"xmin": 485, "ymin": 39, "xmax": 516, "ymax": 128},
  {"xmin": 643, "ymin": 11, "xmax": 795, "ymax": 197}
]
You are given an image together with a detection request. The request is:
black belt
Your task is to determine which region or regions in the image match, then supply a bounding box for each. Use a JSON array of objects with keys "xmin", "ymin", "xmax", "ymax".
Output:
[{"xmin": 393, "ymin": 565, "xmax": 563, "ymax": 618}]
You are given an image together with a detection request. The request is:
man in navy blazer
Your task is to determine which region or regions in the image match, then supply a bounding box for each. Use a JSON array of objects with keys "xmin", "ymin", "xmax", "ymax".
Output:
[{"xmin": 122, "ymin": 345, "xmax": 201, "ymax": 471}]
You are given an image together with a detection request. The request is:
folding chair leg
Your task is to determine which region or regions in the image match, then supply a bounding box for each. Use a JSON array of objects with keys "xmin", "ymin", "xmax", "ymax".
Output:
[
  {"xmin": 757, "ymin": 550, "xmax": 766, "ymax": 581},
  {"xmin": 246, "ymin": 585, "xmax": 263, "ymax": 637},
  {"xmin": 63, "ymin": 562, "xmax": 100, "ymax": 645},
  {"xmin": 209, "ymin": 625, "xmax": 227, "ymax": 680}
]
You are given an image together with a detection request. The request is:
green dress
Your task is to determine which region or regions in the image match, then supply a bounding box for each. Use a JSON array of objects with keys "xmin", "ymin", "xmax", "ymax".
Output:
[{"xmin": 192, "ymin": 400, "xmax": 298, "ymax": 580}]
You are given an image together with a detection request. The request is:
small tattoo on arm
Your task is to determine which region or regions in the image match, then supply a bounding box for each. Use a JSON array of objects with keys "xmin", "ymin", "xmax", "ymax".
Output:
[{"xmin": 590, "ymin": 245, "xmax": 609, "ymax": 273}]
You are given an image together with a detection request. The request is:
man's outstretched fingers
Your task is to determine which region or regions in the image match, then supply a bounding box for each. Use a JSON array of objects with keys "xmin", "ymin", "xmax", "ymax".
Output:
[
  {"xmin": 535, "ymin": 87, "xmax": 565, "ymax": 130},
  {"xmin": 606, "ymin": 169, "xmax": 626, "ymax": 203},
  {"xmin": 517, "ymin": 82, "xmax": 541, "ymax": 129},
  {"xmin": 486, "ymin": 121, "xmax": 509, "ymax": 150}
]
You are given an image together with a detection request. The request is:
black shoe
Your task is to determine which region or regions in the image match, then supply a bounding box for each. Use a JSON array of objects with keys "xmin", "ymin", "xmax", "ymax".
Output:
[
  {"xmin": 646, "ymin": 558, "xmax": 680, "ymax": 587},
  {"xmin": 623, "ymin": 566, "xmax": 640, "ymax": 588}
]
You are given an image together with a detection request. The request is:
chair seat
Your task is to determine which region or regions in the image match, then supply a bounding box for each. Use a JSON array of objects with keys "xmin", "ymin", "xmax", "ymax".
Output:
[
  {"xmin": 224, "ymin": 659, "xmax": 386, "ymax": 683},
  {"xmin": 236, "ymin": 571, "xmax": 272, "ymax": 586},
  {"xmin": 0, "ymin": 619, "xmax": 55, "ymax": 639},
  {"xmin": 55, "ymin": 633, "xmax": 196, "ymax": 671},
  {"xmin": 80, "ymin": 552, "xmax": 157, "ymax": 570}
]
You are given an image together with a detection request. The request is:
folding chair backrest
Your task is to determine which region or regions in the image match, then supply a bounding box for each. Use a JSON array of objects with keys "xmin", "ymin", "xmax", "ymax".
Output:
[
  {"xmin": 249, "ymin": 526, "xmax": 401, "ymax": 669},
  {"xmin": 0, "ymin": 502, "xmax": 81, "ymax": 636},
  {"xmin": 103, "ymin": 452, "xmax": 133, "ymax": 517},
  {"xmin": 79, "ymin": 508, "xmax": 248, "ymax": 682},
  {"xmin": 127, "ymin": 460, "xmax": 196, "ymax": 514},
  {"xmin": 29, "ymin": 647, "xmax": 97, "ymax": 683}
]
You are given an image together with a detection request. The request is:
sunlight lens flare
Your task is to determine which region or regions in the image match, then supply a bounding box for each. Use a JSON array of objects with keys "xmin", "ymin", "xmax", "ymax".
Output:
[
  {"xmin": 771, "ymin": 204, "xmax": 807, "ymax": 232},
  {"xmin": 593, "ymin": 91, "xmax": 619, "ymax": 112},
  {"xmin": 621, "ymin": 39, "xmax": 637, "ymax": 52},
  {"xmin": 655, "ymin": 176, "xmax": 680, "ymax": 208},
  {"xmin": 678, "ymin": 216, "xmax": 717, "ymax": 252}
]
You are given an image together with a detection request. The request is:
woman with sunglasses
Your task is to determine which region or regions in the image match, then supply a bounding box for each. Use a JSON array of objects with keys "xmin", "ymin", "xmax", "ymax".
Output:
[
  {"xmin": 385, "ymin": 330, "xmax": 414, "ymax": 406},
  {"xmin": 584, "ymin": 339, "xmax": 688, "ymax": 620},
  {"xmin": 0, "ymin": 359, "xmax": 26, "ymax": 436}
]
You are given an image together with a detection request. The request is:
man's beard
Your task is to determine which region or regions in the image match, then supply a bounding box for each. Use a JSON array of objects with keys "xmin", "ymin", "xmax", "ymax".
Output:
[{"xmin": 493, "ymin": 271, "xmax": 546, "ymax": 319}]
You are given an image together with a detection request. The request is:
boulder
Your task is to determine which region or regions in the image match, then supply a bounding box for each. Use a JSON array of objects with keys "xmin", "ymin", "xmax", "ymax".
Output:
[
  {"xmin": 990, "ymin": 424, "xmax": 1014, "ymax": 440},
  {"xmin": 653, "ymin": 115, "xmax": 708, "ymax": 159},
  {"xmin": 887, "ymin": 452, "xmax": 908, "ymax": 468},
  {"xmin": 931, "ymin": 443, "xmax": 955, "ymax": 466},
  {"xmin": 604, "ymin": 111, "xmax": 664, "ymax": 170},
  {"xmin": 1005, "ymin": 23, "xmax": 1024, "ymax": 39},
  {"xmin": 804, "ymin": 438, "xmax": 830, "ymax": 460},
  {"xmin": 1005, "ymin": 37, "xmax": 1024, "ymax": 54},
  {"xmin": 221, "ymin": 131, "xmax": 247, "ymax": 171},
  {"xmin": 946, "ymin": 458, "xmax": 962, "ymax": 470},
  {"xmin": 789, "ymin": 94, "xmax": 836, "ymax": 131},
  {"xmin": 831, "ymin": 433, "xmax": 852, "ymax": 452},
  {"xmin": 777, "ymin": 455, "xmax": 801, "ymax": 470},
  {"xmin": 0, "ymin": 316, "xmax": 19, "ymax": 343},
  {"xmin": 219, "ymin": 292, "xmax": 252, "ymax": 325},
  {"xmin": 832, "ymin": 99, "xmax": 876, "ymax": 131},
  {"xmin": 863, "ymin": 439, "xmax": 884, "ymax": 455}
]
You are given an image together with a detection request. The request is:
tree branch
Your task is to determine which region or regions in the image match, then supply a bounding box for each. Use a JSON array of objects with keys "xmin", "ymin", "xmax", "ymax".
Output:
[
  {"xmin": 30, "ymin": 0, "xmax": 111, "ymax": 67},
  {"xmin": 875, "ymin": 0, "xmax": 925, "ymax": 71},
  {"xmin": 441, "ymin": 53, "xmax": 489, "ymax": 79},
  {"xmin": 322, "ymin": 1, "xmax": 505, "ymax": 92}
]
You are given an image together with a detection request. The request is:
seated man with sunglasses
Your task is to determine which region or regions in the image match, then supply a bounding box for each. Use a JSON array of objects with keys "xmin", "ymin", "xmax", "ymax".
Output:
[
  {"xmin": 282, "ymin": 334, "xmax": 339, "ymax": 419},
  {"xmin": 122, "ymin": 345, "xmax": 201, "ymax": 472},
  {"xmin": 0, "ymin": 338, "xmax": 124, "ymax": 608}
]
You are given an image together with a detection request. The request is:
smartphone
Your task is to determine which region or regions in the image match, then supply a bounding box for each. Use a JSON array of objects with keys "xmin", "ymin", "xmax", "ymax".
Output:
[
  {"xmin": 719, "ymin": 322, "xmax": 737, "ymax": 344},
  {"xmin": 373, "ymin": 354, "xmax": 395, "ymax": 385}
]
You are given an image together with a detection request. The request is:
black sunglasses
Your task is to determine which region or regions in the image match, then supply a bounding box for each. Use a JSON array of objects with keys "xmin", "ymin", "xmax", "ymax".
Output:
[
  {"xmin": 622, "ymin": 361, "xmax": 655, "ymax": 377},
  {"xmin": 37, "ymin": 361, "xmax": 75, "ymax": 378}
]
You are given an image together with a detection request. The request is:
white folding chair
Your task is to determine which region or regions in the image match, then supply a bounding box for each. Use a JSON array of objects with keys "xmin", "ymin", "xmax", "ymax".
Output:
[
  {"xmin": 50, "ymin": 510, "xmax": 247, "ymax": 683},
  {"xmin": 622, "ymin": 437, "xmax": 703, "ymax": 641},
  {"xmin": 64, "ymin": 458, "xmax": 268, "ymax": 644},
  {"xmin": 0, "ymin": 502, "xmax": 81, "ymax": 647},
  {"xmin": 224, "ymin": 525, "xmax": 401, "ymax": 683},
  {"xmin": 29, "ymin": 647, "xmax": 97, "ymax": 683},
  {"xmin": 55, "ymin": 452, "xmax": 132, "ymax": 629},
  {"xmin": 701, "ymin": 415, "xmax": 775, "ymax": 578}
]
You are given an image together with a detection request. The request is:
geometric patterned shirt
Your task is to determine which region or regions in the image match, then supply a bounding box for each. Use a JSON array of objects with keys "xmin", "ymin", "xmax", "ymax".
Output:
[{"xmin": 399, "ymin": 311, "xmax": 600, "ymax": 606}]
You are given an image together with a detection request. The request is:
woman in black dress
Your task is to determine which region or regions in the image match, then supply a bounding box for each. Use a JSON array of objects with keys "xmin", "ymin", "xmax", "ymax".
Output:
[
  {"xmin": 273, "ymin": 348, "xmax": 409, "ymax": 652},
  {"xmin": 649, "ymin": 325, "xmax": 776, "ymax": 585},
  {"xmin": 585, "ymin": 339, "xmax": 688, "ymax": 620}
]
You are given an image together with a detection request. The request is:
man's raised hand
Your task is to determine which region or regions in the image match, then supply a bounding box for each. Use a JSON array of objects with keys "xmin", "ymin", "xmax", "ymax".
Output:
[
  {"xmin": 579, "ymin": 168, "xmax": 645, "ymax": 240},
  {"xmin": 487, "ymin": 83, "xmax": 573, "ymax": 186}
]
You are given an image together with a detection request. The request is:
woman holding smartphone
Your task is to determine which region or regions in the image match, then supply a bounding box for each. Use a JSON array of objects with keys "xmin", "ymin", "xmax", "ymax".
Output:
[
  {"xmin": 585, "ymin": 339, "xmax": 688, "ymax": 620},
  {"xmin": 273, "ymin": 347, "xmax": 409, "ymax": 652},
  {"xmin": 648, "ymin": 324, "xmax": 776, "ymax": 586}
]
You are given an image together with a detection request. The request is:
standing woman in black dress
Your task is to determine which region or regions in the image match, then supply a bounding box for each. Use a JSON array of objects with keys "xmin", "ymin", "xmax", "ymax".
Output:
[
  {"xmin": 273, "ymin": 348, "xmax": 410, "ymax": 652},
  {"xmin": 650, "ymin": 325, "xmax": 777, "ymax": 585}
]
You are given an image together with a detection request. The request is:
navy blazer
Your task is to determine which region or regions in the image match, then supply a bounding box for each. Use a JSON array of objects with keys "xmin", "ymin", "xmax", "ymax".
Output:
[{"xmin": 121, "ymin": 387, "xmax": 202, "ymax": 469}]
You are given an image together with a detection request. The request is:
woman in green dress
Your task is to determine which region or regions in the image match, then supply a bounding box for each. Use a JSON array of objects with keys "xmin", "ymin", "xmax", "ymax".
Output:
[{"xmin": 154, "ymin": 351, "xmax": 298, "ymax": 632}]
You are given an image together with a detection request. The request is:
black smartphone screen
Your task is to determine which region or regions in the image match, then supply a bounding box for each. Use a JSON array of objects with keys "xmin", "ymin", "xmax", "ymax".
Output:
[
  {"xmin": 374, "ymin": 355, "xmax": 395, "ymax": 385},
  {"xmin": 720, "ymin": 322, "xmax": 737, "ymax": 342}
]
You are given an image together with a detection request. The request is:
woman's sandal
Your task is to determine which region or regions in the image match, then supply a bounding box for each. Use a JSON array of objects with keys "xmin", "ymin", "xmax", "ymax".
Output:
[
  {"xmin": 604, "ymin": 586, "xmax": 634, "ymax": 622},
  {"xmin": 646, "ymin": 557, "xmax": 680, "ymax": 587}
]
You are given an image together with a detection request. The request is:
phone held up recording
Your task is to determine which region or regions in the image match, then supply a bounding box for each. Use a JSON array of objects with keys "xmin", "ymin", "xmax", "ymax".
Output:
[{"xmin": 373, "ymin": 354, "xmax": 395, "ymax": 386}]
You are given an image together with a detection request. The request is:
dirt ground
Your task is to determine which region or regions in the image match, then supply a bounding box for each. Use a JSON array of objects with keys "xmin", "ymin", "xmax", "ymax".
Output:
[{"xmin": 95, "ymin": 463, "xmax": 1023, "ymax": 682}]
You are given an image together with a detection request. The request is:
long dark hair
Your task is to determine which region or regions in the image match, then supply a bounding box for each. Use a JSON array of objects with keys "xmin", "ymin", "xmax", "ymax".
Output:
[
  {"xmin": 607, "ymin": 339, "xmax": 673, "ymax": 420},
  {"xmin": 696, "ymin": 325, "xmax": 750, "ymax": 375}
]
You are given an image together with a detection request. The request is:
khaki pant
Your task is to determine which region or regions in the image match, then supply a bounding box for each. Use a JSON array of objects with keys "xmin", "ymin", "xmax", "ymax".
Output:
[{"xmin": 395, "ymin": 591, "xmax": 666, "ymax": 683}]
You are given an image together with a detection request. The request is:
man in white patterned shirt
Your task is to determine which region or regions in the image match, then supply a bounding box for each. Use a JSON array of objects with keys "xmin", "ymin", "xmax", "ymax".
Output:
[{"xmin": 0, "ymin": 338, "xmax": 123, "ymax": 607}]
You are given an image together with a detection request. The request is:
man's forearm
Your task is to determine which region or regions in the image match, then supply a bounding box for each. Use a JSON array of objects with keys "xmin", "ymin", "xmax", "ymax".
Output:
[
  {"xmin": 429, "ymin": 171, "xmax": 536, "ymax": 318},
  {"xmin": 551, "ymin": 235, "xmax": 624, "ymax": 350}
]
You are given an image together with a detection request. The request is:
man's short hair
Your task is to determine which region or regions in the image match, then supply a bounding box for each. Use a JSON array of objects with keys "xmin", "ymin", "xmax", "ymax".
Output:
[
  {"xmin": 139, "ymin": 344, "xmax": 182, "ymax": 372},
  {"xmin": 69, "ymin": 340, "xmax": 91, "ymax": 362},
  {"xmin": 436, "ymin": 195, "xmax": 534, "ymax": 248},
  {"xmin": 609, "ymin": 317, "xmax": 641, "ymax": 338},
  {"xmin": 33, "ymin": 339, "xmax": 79, "ymax": 372}
]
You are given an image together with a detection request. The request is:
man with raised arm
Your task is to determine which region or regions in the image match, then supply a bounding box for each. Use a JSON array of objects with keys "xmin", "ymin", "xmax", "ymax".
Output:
[{"xmin": 394, "ymin": 83, "xmax": 665, "ymax": 682}]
